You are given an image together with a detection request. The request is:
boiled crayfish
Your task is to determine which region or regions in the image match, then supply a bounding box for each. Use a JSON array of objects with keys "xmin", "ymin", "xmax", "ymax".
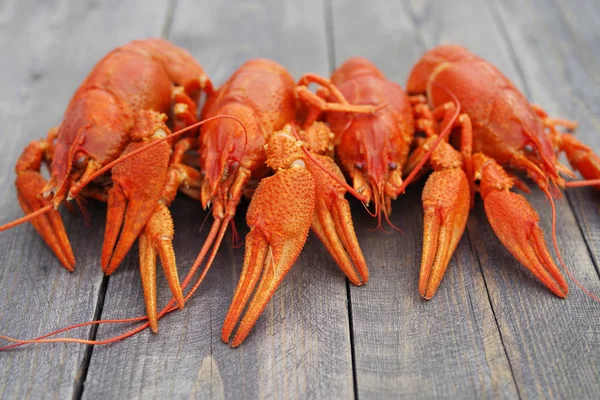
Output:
[
  {"xmin": 1, "ymin": 39, "xmax": 215, "ymax": 332},
  {"xmin": 0, "ymin": 56, "xmax": 375, "ymax": 349},
  {"xmin": 296, "ymin": 57, "xmax": 441, "ymax": 227},
  {"xmin": 405, "ymin": 44, "xmax": 600, "ymax": 299},
  {"xmin": 3, "ymin": 44, "xmax": 598, "ymax": 352}
]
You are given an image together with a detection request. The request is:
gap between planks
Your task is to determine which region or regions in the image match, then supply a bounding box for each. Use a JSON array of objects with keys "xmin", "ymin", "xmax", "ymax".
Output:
[{"xmin": 323, "ymin": 1, "xmax": 360, "ymax": 399}]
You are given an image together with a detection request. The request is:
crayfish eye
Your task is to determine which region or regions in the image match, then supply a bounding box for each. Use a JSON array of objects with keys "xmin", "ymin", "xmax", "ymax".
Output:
[
  {"xmin": 355, "ymin": 162, "xmax": 365, "ymax": 171},
  {"xmin": 388, "ymin": 161, "xmax": 398, "ymax": 170},
  {"xmin": 524, "ymin": 143, "xmax": 534, "ymax": 153},
  {"xmin": 74, "ymin": 151, "xmax": 88, "ymax": 169}
]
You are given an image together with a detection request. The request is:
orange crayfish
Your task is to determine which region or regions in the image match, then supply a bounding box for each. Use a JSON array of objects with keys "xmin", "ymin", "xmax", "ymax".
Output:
[
  {"xmin": 296, "ymin": 57, "xmax": 441, "ymax": 227},
  {"xmin": 0, "ymin": 39, "xmax": 219, "ymax": 331},
  {"xmin": 405, "ymin": 44, "xmax": 600, "ymax": 299}
]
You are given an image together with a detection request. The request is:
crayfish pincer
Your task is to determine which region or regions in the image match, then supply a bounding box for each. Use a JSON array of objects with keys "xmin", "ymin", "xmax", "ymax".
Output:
[
  {"xmin": 1, "ymin": 39, "xmax": 213, "ymax": 331},
  {"xmin": 222, "ymin": 123, "xmax": 369, "ymax": 347}
]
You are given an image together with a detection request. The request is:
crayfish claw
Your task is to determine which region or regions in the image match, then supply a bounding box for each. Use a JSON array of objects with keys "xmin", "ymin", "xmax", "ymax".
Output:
[
  {"xmin": 419, "ymin": 169, "xmax": 470, "ymax": 299},
  {"xmin": 222, "ymin": 145, "xmax": 315, "ymax": 346},
  {"xmin": 16, "ymin": 171, "xmax": 75, "ymax": 271},
  {"xmin": 101, "ymin": 113, "xmax": 172, "ymax": 275},
  {"xmin": 483, "ymin": 190, "xmax": 568, "ymax": 298},
  {"xmin": 139, "ymin": 203, "xmax": 184, "ymax": 333},
  {"xmin": 308, "ymin": 155, "xmax": 368, "ymax": 285},
  {"xmin": 474, "ymin": 154, "xmax": 567, "ymax": 297},
  {"xmin": 221, "ymin": 229, "xmax": 268, "ymax": 346}
]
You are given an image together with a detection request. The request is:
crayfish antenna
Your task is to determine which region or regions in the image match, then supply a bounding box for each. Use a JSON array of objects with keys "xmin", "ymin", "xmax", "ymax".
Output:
[
  {"xmin": 564, "ymin": 179, "xmax": 600, "ymax": 188},
  {"xmin": 0, "ymin": 201, "xmax": 74, "ymax": 272},
  {"xmin": 0, "ymin": 222, "xmax": 225, "ymax": 351},
  {"xmin": 0, "ymin": 204, "xmax": 54, "ymax": 231}
]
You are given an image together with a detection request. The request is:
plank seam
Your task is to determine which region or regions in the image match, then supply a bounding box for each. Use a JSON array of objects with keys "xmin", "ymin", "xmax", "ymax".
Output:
[
  {"xmin": 486, "ymin": 0, "xmax": 600, "ymax": 281},
  {"xmin": 323, "ymin": 0, "xmax": 337, "ymax": 68},
  {"xmin": 161, "ymin": 0, "xmax": 179, "ymax": 39},
  {"xmin": 322, "ymin": 0, "xmax": 358, "ymax": 398},
  {"xmin": 565, "ymin": 191, "xmax": 600, "ymax": 278},
  {"xmin": 346, "ymin": 280, "xmax": 359, "ymax": 400},
  {"xmin": 71, "ymin": 276, "xmax": 109, "ymax": 400}
]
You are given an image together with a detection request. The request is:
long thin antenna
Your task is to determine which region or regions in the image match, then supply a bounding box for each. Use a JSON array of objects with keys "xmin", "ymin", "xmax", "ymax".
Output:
[
  {"xmin": 0, "ymin": 204, "xmax": 54, "ymax": 232},
  {"xmin": 542, "ymin": 187, "xmax": 600, "ymax": 302},
  {"xmin": 564, "ymin": 179, "xmax": 600, "ymax": 188}
]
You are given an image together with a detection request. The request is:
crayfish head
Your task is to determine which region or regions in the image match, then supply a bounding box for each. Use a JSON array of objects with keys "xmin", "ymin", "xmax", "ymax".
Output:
[
  {"xmin": 45, "ymin": 89, "xmax": 131, "ymax": 206},
  {"xmin": 43, "ymin": 146, "xmax": 94, "ymax": 208},
  {"xmin": 199, "ymin": 106, "xmax": 253, "ymax": 208},
  {"xmin": 344, "ymin": 127, "xmax": 401, "ymax": 217},
  {"xmin": 511, "ymin": 121, "xmax": 565, "ymax": 193}
]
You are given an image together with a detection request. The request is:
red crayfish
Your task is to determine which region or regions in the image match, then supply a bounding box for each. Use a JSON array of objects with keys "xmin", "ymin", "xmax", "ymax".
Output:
[
  {"xmin": 404, "ymin": 44, "xmax": 600, "ymax": 299},
  {"xmin": 0, "ymin": 39, "xmax": 221, "ymax": 331}
]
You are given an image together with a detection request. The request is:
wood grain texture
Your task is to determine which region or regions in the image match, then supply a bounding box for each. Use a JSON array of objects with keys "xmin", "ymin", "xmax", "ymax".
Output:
[
  {"xmin": 0, "ymin": 0, "xmax": 171, "ymax": 398},
  {"xmin": 328, "ymin": 1, "xmax": 519, "ymax": 398},
  {"xmin": 82, "ymin": 1, "xmax": 355, "ymax": 399}
]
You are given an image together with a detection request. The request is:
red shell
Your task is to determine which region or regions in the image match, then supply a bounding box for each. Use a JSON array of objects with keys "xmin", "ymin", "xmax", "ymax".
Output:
[
  {"xmin": 200, "ymin": 58, "xmax": 296, "ymax": 187},
  {"xmin": 407, "ymin": 44, "xmax": 557, "ymax": 182},
  {"xmin": 51, "ymin": 39, "xmax": 207, "ymax": 199},
  {"xmin": 324, "ymin": 57, "xmax": 414, "ymax": 191}
]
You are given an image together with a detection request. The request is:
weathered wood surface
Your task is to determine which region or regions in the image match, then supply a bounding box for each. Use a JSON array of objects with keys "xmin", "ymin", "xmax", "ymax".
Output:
[{"xmin": 0, "ymin": 0, "xmax": 598, "ymax": 399}]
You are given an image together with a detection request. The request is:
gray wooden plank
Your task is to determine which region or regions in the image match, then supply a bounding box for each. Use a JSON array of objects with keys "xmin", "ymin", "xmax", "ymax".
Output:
[
  {"xmin": 328, "ymin": 1, "xmax": 519, "ymax": 398},
  {"xmin": 407, "ymin": 0, "xmax": 600, "ymax": 398},
  {"xmin": 83, "ymin": 1, "xmax": 355, "ymax": 398},
  {"xmin": 0, "ymin": 0, "xmax": 171, "ymax": 398}
]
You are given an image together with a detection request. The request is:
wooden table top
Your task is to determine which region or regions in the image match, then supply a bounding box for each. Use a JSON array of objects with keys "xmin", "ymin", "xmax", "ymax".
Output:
[{"xmin": 1, "ymin": 0, "xmax": 599, "ymax": 398}]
